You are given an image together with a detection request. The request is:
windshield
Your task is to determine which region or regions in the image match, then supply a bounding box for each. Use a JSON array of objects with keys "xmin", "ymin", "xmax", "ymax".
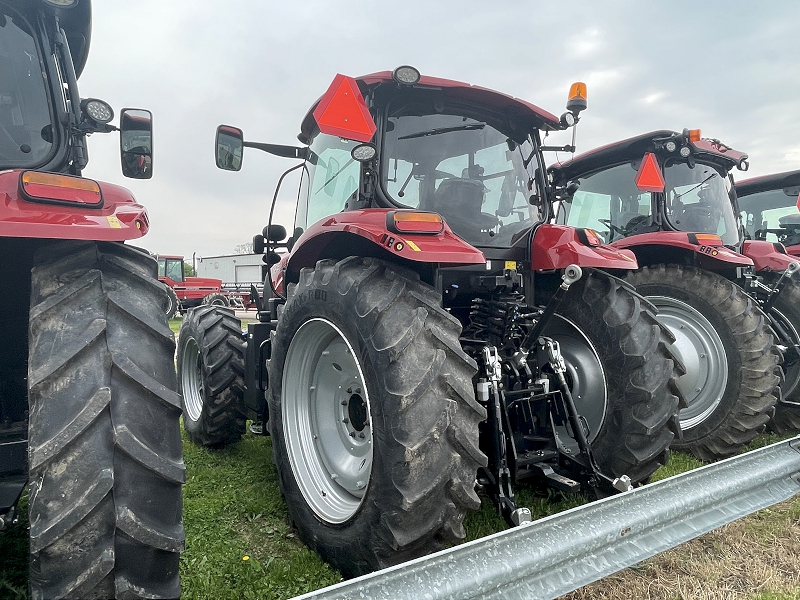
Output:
[
  {"xmin": 558, "ymin": 162, "xmax": 652, "ymax": 242},
  {"xmin": 0, "ymin": 10, "xmax": 54, "ymax": 168},
  {"xmin": 295, "ymin": 133, "xmax": 360, "ymax": 231},
  {"xmin": 382, "ymin": 112, "xmax": 541, "ymax": 247},
  {"xmin": 738, "ymin": 187, "xmax": 800, "ymax": 244},
  {"xmin": 664, "ymin": 162, "xmax": 739, "ymax": 245}
]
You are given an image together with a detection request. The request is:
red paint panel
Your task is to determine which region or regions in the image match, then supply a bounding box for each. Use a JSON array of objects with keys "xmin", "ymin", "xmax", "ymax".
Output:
[
  {"xmin": 313, "ymin": 74, "xmax": 376, "ymax": 142},
  {"xmin": 530, "ymin": 224, "xmax": 639, "ymax": 270},
  {"xmin": 0, "ymin": 170, "xmax": 148, "ymax": 241},
  {"xmin": 612, "ymin": 232, "xmax": 754, "ymax": 266},
  {"xmin": 282, "ymin": 209, "xmax": 485, "ymax": 282},
  {"xmin": 741, "ymin": 240, "xmax": 798, "ymax": 272}
]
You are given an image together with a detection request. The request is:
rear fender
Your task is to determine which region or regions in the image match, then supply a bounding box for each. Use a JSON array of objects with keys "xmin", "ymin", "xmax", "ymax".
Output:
[
  {"xmin": 612, "ymin": 232, "xmax": 753, "ymax": 269},
  {"xmin": 0, "ymin": 170, "xmax": 149, "ymax": 241},
  {"xmin": 530, "ymin": 224, "xmax": 638, "ymax": 270},
  {"xmin": 742, "ymin": 240, "xmax": 797, "ymax": 272},
  {"xmin": 277, "ymin": 209, "xmax": 486, "ymax": 288}
]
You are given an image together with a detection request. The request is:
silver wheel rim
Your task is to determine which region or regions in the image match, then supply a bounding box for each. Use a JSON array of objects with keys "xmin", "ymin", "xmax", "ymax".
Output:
[
  {"xmin": 282, "ymin": 318, "xmax": 373, "ymax": 524},
  {"xmin": 648, "ymin": 295, "xmax": 728, "ymax": 430},
  {"xmin": 541, "ymin": 315, "xmax": 608, "ymax": 451},
  {"xmin": 181, "ymin": 337, "xmax": 204, "ymax": 422},
  {"xmin": 771, "ymin": 306, "xmax": 800, "ymax": 397}
]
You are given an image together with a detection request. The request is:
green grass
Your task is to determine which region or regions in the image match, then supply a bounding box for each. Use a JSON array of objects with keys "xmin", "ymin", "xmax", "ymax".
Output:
[{"xmin": 180, "ymin": 431, "xmax": 340, "ymax": 600}]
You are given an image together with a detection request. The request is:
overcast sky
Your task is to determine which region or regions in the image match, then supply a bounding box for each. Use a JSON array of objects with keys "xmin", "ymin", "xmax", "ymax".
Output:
[{"xmin": 79, "ymin": 1, "xmax": 800, "ymax": 258}]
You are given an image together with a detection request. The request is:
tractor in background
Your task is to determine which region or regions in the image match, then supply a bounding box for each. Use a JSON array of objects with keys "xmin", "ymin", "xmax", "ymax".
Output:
[
  {"xmin": 157, "ymin": 253, "xmax": 227, "ymax": 317},
  {"xmin": 0, "ymin": 0, "xmax": 183, "ymax": 598},
  {"xmin": 551, "ymin": 129, "xmax": 797, "ymax": 456},
  {"xmin": 177, "ymin": 66, "xmax": 683, "ymax": 577},
  {"xmin": 736, "ymin": 169, "xmax": 800, "ymax": 257}
]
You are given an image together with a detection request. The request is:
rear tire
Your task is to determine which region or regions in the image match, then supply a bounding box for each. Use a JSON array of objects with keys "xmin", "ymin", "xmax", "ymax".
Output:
[
  {"xmin": 625, "ymin": 265, "xmax": 781, "ymax": 460},
  {"xmin": 547, "ymin": 269, "xmax": 684, "ymax": 483},
  {"xmin": 202, "ymin": 292, "xmax": 230, "ymax": 308},
  {"xmin": 268, "ymin": 257, "xmax": 487, "ymax": 578},
  {"xmin": 27, "ymin": 241, "xmax": 184, "ymax": 600},
  {"xmin": 761, "ymin": 275, "xmax": 800, "ymax": 433},
  {"xmin": 165, "ymin": 284, "xmax": 179, "ymax": 319},
  {"xmin": 177, "ymin": 305, "xmax": 246, "ymax": 448}
]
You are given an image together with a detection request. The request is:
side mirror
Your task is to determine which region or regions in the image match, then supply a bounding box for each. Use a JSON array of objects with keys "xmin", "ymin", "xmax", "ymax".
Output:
[
  {"xmin": 263, "ymin": 224, "xmax": 287, "ymax": 242},
  {"xmin": 119, "ymin": 109, "xmax": 153, "ymax": 179},
  {"xmin": 216, "ymin": 125, "xmax": 244, "ymax": 171},
  {"xmin": 253, "ymin": 234, "xmax": 265, "ymax": 254}
]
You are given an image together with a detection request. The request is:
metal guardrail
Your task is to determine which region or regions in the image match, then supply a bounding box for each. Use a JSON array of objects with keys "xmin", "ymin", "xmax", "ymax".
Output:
[{"xmin": 292, "ymin": 437, "xmax": 800, "ymax": 600}]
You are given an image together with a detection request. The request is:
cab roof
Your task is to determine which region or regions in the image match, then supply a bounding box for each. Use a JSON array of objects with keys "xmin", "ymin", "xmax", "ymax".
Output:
[
  {"xmin": 549, "ymin": 130, "xmax": 748, "ymax": 184},
  {"xmin": 299, "ymin": 71, "xmax": 562, "ymax": 143},
  {"xmin": 735, "ymin": 169, "xmax": 800, "ymax": 198}
]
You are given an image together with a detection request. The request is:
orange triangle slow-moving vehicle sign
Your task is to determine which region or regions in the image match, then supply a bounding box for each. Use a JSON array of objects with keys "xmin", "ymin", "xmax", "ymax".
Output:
[
  {"xmin": 312, "ymin": 74, "xmax": 377, "ymax": 143},
  {"xmin": 635, "ymin": 152, "xmax": 666, "ymax": 193}
]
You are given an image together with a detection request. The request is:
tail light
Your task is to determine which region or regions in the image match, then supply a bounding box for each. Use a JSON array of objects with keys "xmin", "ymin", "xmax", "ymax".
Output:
[
  {"xmin": 20, "ymin": 171, "xmax": 103, "ymax": 207},
  {"xmin": 387, "ymin": 211, "xmax": 444, "ymax": 234},
  {"xmin": 688, "ymin": 233, "xmax": 723, "ymax": 245},
  {"xmin": 576, "ymin": 228, "xmax": 603, "ymax": 246}
]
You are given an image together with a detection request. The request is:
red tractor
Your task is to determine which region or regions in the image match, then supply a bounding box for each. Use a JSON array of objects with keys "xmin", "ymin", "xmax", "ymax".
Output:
[
  {"xmin": 157, "ymin": 254, "xmax": 228, "ymax": 317},
  {"xmin": 177, "ymin": 67, "xmax": 684, "ymax": 577},
  {"xmin": 0, "ymin": 0, "xmax": 182, "ymax": 598},
  {"xmin": 551, "ymin": 129, "xmax": 795, "ymax": 458},
  {"xmin": 736, "ymin": 169, "xmax": 800, "ymax": 257}
]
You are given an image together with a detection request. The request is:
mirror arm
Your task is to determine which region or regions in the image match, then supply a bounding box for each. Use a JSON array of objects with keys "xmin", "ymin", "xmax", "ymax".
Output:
[{"xmin": 243, "ymin": 141, "xmax": 308, "ymax": 160}]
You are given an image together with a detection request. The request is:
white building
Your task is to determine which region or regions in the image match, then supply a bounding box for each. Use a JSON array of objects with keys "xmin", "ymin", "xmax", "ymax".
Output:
[{"xmin": 196, "ymin": 253, "xmax": 266, "ymax": 287}]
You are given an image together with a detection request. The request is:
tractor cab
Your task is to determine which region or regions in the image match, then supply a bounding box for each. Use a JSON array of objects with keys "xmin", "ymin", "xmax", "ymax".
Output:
[
  {"xmin": 552, "ymin": 130, "xmax": 747, "ymax": 248},
  {"xmin": 217, "ymin": 67, "xmax": 589, "ymax": 275},
  {"xmin": 736, "ymin": 169, "xmax": 800, "ymax": 255},
  {"xmin": 0, "ymin": 0, "xmax": 151, "ymax": 178}
]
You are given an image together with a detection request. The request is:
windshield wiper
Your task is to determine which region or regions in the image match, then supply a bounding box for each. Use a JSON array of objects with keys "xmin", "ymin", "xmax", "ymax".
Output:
[
  {"xmin": 674, "ymin": 173, "xmax": 716, "ymax": 201},
  {"xmin": 398, "ymin": 123, "xmax": 486, "ymax": 140}
]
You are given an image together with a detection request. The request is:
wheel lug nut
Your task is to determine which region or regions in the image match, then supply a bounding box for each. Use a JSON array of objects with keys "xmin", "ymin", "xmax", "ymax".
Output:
[
  {"xmin": 349, "ymin": 431, "xmax": 356, "ymax": 438},
  {"xmin": 358, "ymin": 432, "xmax": 365, "ymax": 439},
  {"xmin": 346, "ymin": 387, "xmax": 353, "ymax": 393},
  {"xmin": 341, "ymin": 400, "xmax": 348, "ymax": 405},
  {"xmin": 342, "ymin": 418, "xmax": 349, "ymax": 424}
]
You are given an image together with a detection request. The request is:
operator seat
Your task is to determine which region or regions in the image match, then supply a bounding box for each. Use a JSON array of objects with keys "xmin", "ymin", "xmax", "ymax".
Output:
[{"xmin": 432, "ymin": 178, "xmax": 492, "ymax": 243}]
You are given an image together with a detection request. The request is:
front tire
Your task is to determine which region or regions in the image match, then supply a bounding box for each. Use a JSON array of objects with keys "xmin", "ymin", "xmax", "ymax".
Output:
[
  {"xmin": 268, "ymin": 257, "xmax": 487, "ymax": 578},
  {"xmin": 177, "ymin": 305, "xmax": 246, "ymax": 448},
  {"xmin": 625, "ymin": 265, "xmax": 781, "ymax": 460},
  {"xmin": 27, "ymin": 241, "xmax": 184, "ymax": 600},
  {"xmin": 761, "ymin": 274, "xmax": 800, "ymax": 433},
  {"xmin": 546, "ymin": 269, "xmax": 684, "ymax": 483}
]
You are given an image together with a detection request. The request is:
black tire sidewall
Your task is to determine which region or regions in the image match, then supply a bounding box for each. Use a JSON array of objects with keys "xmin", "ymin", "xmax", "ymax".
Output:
[
  {"xmin": 630, "ymin": 277, "xmax": 742, "ymax": 443},
  {"xmin": 553, "ymin": 271, "xmax": 676, "ymax": 479},
  {"xmin": 176, "ymin": 310, "xmax": 205, "ymax": 435},
  {"xmin": 268, "ymin": 278, "xmax": 398, "ymax": 575}
]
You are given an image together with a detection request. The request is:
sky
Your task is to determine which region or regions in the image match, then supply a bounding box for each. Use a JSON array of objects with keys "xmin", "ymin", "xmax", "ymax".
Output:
[{"xmin": 78, "ymin": 1, "xmax": 800, "ymax": 259}]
